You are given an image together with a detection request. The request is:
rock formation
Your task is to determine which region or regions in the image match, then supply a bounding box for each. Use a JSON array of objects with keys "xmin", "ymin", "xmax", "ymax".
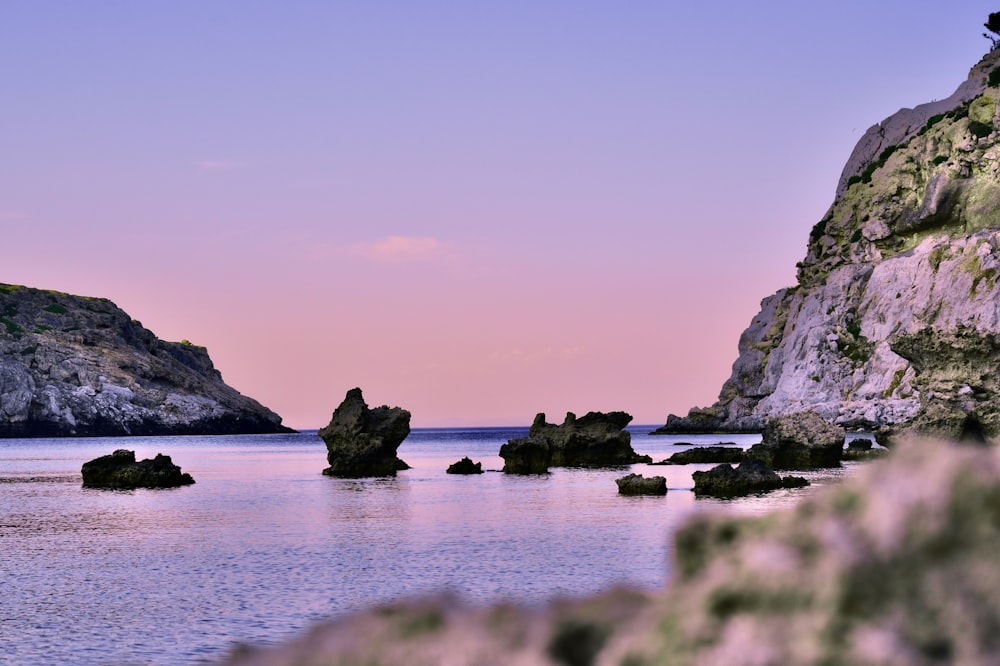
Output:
[
  {"xmin": 653, "ymin": 446, "xmax": 745, "ymax": 465},
  {"xmin": 744, "ymin": 410, "xmax": 845, "ymax": 469},
  {"xmin": 446, "ymin": 457, "xmax": 483, "ymax": 474},
  {"xmin": 0, "ymin": 284, "xmax": 290, "ymax": 437},
  {"xmin": 81, "ymin": 449, "xmax": 195, "ymax": 489},
  {"xmin": 657, "ymin": 48, "xmax": 1000, "ymax": 443},
  {"xmin": 499, "ymin": 411, "xmax": 651, "ymax": 474},
  {"xmin": 615, "ymin": 473, "xmax": 667, "ymax": 496},
  {"xmin": 319, "ymin": 388, "xmax": 411, "ymax": 477},
  {"xmin": 692, "ymin": 459, "xmax": 791, "ymax": 498}
]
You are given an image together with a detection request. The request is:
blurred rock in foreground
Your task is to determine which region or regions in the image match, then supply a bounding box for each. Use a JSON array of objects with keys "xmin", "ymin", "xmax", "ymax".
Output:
[{"xmin": 224, "ymin": 439, "xmax": 1000, "ymax": 665}]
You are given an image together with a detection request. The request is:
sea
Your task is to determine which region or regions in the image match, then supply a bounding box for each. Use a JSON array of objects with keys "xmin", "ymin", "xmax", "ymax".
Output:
[{"xmin": 1, "ymin": 427, "xmax": 859, "ymax": 665}]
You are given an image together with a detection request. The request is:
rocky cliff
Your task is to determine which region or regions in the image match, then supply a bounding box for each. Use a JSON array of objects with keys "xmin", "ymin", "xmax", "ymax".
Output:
[
  {"xmin": 0, "ymin": 284, "xmax": 291, "ymax": 436},
  {"xmin": 659, "ymin": 47, "xmax": 1000, "ymax": 442}
]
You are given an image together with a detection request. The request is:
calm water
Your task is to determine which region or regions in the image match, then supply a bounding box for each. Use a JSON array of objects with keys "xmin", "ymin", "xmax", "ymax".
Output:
[{"xmin": 1, "ymin": 427, "xmax": 856, "ymax": 665}]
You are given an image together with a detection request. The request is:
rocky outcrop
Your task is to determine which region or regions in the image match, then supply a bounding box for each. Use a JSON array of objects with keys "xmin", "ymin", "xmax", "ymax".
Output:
[
  {"xmin": 615, "ymin": 473, "xmax": 667, "ymax": 496},
  {"xmin": 744, "ymin": 411, "xmax": 845, "ymax": 470},
  {"xmin": 499, "ymin": 411, "xmax": 651, "ymax": 474},
  {"xmin": 81, "ymin": 449, "xmax": 195, "ymax": 489},
  {"xmin": 653, "ymin": 446, "xmax": 745, "ymax": 465},
  {"xmin": 0, "ymin": 284, "xmax": 290, "ymax": 437},
  {"xmin": 842, "ymin": 437, "xmax": 890, "ymax": 461},
  {"xmin": 690, "ymin": 459, "xmax": 807, "ymax": 498},
  {"xmin": 658, "ymin": 48, "xmax": 1000, "ymax": 442},
  {"xmin": 227, "ymin": 438, "xmax": 1000, "ymax": 665},
  {"xmin": 446, "ymin": 457, "xmax": 483, "ymax": 474},
  {"xmin": 319, "ymin": 388, "xmax": 411, "ymax": 477}
]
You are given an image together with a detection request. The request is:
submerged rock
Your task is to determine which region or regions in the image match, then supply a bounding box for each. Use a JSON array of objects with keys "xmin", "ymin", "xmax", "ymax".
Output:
[
  {"xmin": 499, "ymin": 411, "xmax": 651, "ymax": 474},
  {"xmin": 745, "ymin": 411, "xmax": 844, "ymax": 469},
  {"xmin": 446, "ymin": 457, "xmax": 483, "ymax": 474},
  {"xmin": 319, "ymin": 388, "xmax": 410, "ymax": 478},
  {"xmin": 81, "ymin": 449, "xmax": 195, "ymax": 489},
  {"xmin": 615, "ymin": 473, "xmax": 667, "ymax": 496},
  {"xmin": 653, "ymin": 446, "xmax": 744, "ymax": 465}
]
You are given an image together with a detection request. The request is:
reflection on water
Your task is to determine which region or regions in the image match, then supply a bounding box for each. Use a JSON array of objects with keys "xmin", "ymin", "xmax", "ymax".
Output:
[{"xmin": 0, "ymin": 428, "xmax": 854, "ymax": 665}]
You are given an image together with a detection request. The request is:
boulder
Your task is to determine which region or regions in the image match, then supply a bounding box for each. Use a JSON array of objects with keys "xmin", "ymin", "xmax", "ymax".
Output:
[
  {"xmin": 615, "ymin": 473, "xmax": 667, "ymax": 496},
  {"xmin": 653, "ymin": 446, "xmax": 744, "ymax": 465},
  {"xmin": 319, "ymin": 388, "xmax": 411, "ymax": 478},
  {"xmin": 81, "ymin": 449, "xmax": 195, "ymax": 489},
  {"xmin": 745, "ymin": 411, "xmax": 844, "ymax": 470},
  {"xmin": 500, "ymin": 411, "xmax": 651, "ymax": 474},
  {"xmin": 691, "ymin": 459, "xmax": 784, "ymax": 498},
  {"xmin": 842, "ymin": 438, "xmax": 890, "ymax": 461},
  {"xmin": 498, "ymin": 436, "xmax": 550, "ymax": 474},
  {"xmin": 446, "ymin": 457, "xmax": 483, "ymax": 475}
]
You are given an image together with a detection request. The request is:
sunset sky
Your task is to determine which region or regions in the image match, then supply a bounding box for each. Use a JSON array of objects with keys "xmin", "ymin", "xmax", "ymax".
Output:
[{"xmin": 1, "ymin": 3, "xmax": 991, "ymax": 428}]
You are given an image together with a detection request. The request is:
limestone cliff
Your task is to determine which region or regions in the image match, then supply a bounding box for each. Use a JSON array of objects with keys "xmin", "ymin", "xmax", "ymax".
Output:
[
  {"xmin": 0, "ymin": 284, "xmax": 291, "ymax": 436},
  {"xmin": 659, "ymin": 48, "xmax": 1000, "ymax": 441}
]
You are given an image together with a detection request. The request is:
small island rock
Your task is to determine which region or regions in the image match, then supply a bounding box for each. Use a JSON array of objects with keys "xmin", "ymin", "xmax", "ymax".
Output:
[
  {"xmin": 653, "ymin": 446, "xmax": 745, "ymax": 465},
  {"xmin": 500, "ymin": 411, "xmax": 651, "ymax": 474},
  {"xmin": 81, "ymin": 449, "xmax": 195, "ymax": 489},
  {"xmin": 692, "ymin": 459, "xmax": 783, "ymax": 498},
  {"xmin": 446, "ymin": 457, "xmax": 483, "ymax": 474},
  {"xmin": 319, "ymin": 388, "xmax": 411, "ymax": 478},
  {"xmin": 745, "ymin": 411, "xmax": 845, "ymax": 470},
  {"xmin": 615, "ymin": 473, "xmax": 667, "ymax": 496}
]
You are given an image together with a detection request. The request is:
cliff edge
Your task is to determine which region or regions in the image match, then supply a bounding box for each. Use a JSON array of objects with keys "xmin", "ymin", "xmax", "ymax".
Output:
[
  {"xmin": 0, "ymin": 284, "xmax": 291, "ymax": 436},
  {"xmin": 659, "ymin": 47, "xmax": 1000, "ymax": 442}
]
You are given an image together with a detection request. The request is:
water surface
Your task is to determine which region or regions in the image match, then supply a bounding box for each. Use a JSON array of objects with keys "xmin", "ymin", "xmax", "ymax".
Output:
[{"xmin": 1, "ymin": 428, "xmax": 855, "ymax": 664}]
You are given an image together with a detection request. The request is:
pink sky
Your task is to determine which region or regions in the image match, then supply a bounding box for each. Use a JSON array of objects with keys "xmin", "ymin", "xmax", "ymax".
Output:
[{"xmin": 1, "ymin": 3, "xmax": 991, "ymax": 427}]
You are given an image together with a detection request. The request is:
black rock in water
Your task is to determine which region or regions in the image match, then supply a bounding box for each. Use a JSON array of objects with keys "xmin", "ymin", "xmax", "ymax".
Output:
[
  {"xmin": 499, "ymin": 411, "xmax": 651, "ymax": 474},
  {"xmin": 653, "ymin": 446, "xmax": 745, "ymax": 465},
  {"xmin": 615, "ymin": 473, "xmax": 667, "ymax": 496},
  {"xmin": 319, "ymin": 388, "xmax": 411, "ymax": 478},
  {"xmin": 81, "ymin": 449, "xmax": 195, "ymax": 489},
  {"xmin": 446, "ymin": 457, "xmax": 483, "ymax": 474},
  {"xmin": 692, "ymin": 459, "xmax": 783, "ymax": 498}
]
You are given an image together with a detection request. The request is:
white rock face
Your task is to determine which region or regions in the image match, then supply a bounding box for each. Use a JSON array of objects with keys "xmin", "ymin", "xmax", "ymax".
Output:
[{"xmin": 661, "ymin": 48, "xmax": 1000, "ymax": 440}]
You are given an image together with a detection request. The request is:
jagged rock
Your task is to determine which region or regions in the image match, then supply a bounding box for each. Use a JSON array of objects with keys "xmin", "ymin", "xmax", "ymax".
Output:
[
  {"xmin": 744, "ymin": 411, "xmax": 845, "ymax": 470},
  {"xmin": 615, "ymin": 473, "xmax": 667, "ymax": 496},
  {"xmin": 691, "ymin": 459, "xmax": 784, "ymax": 498},
  {"xmin": 446, "ymin": 457, "xmax": 483, "ymax": 474},
  {"xmin": 319, "ymin": 388, "xmax": 411, "ymax": 478},
  {"xmin": 652, "ymin": 446, "xmax": 744, "ymax": 465},
  {"xmin": 81, "ymin": 449, "xmax": 194, "ymax": 489},
  {"xmin": 0, "ymin": 283, "xmax": 291, "ymax": 437},
  {"xmin": 658, "ymin": 47, "xmax": 1000, "ymax": 443},
  {"xmin": 498, "ymin": 436, "xmax": 550, "ymax": 474},
  {"xmin": 499, "ymin": 411, "xmax": 651, "ymax": 474}
]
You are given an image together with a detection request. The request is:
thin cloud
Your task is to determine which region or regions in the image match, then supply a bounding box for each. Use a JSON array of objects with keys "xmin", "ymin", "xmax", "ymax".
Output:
[{"xmin": 351, "ymin": 235, "xmax": 453, "ymax": 263}]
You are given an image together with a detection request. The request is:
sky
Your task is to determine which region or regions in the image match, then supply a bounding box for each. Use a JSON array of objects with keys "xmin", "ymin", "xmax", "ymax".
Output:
[{"xmin": 0, "ymin": 2, "xmax": 993, "ymax": 428}]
